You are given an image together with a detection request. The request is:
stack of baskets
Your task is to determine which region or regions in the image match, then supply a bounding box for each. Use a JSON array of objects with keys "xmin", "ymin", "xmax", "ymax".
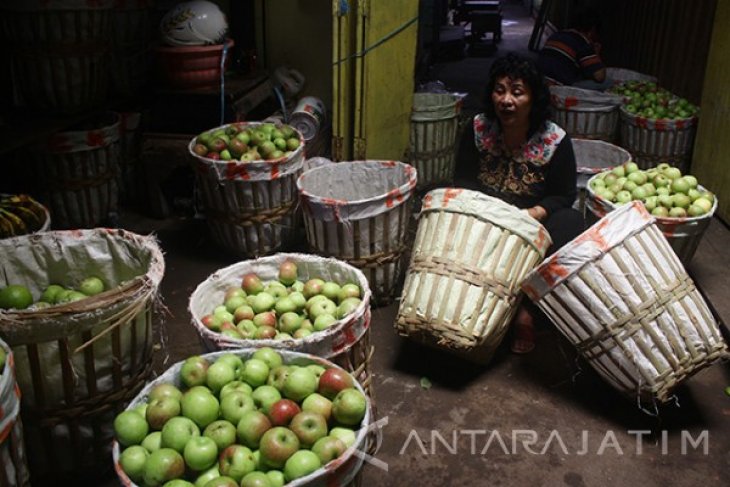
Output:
[{"xmin": 550, "ymin": 85, "xmax": 624, "ymax": 142}]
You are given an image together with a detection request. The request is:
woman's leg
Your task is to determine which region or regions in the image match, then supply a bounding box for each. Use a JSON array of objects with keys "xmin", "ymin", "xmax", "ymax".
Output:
[{"xmin": 511, "ymin": 207, "xmax": 585, "ymax": 353}]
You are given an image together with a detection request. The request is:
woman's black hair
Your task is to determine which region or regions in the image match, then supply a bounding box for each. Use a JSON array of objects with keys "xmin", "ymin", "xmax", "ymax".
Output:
[{"xmin": 483, "ymin": 52, "xmax": 551, "ymax": 136}]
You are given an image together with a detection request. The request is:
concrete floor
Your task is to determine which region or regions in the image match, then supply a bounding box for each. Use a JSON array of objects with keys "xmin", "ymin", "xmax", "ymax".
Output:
[{"xmin": 98, "ymin": 2, "xmax": 730, "ymax": 486}]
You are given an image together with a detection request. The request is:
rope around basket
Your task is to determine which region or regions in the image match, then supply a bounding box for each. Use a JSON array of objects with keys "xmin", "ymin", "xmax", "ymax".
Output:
[
  {"xmin": 205, "ymin": 199, "xmax": 296, "ymax": 227},
  {"xmin": 313, "ymin": 244, "xmax": 409, "ymax": 270},
  {"xmin": 20, "ymin": 358, "xmax": 152, "ymax": 427},
  {"xmin": 409, "ymin": 254, "xmax": 513, "ymax": 300}
]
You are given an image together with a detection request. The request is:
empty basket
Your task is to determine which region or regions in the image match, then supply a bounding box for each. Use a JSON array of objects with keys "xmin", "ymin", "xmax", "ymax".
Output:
[{"xmin": 522, "ymin": 201, "xmax": 729, "ymax": 402}]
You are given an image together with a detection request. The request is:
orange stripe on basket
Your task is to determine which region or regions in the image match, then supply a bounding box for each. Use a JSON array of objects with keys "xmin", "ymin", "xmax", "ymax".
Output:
[
  {"xmin": 86, "ymin": 130, "xmax": 105, "ymax": 147},
  {"xmin": 423, "ymin": 193, "xmax": 433, "ymax": 209},
  {"xmin": 0, "ymin": 420, "xmax": 13, "ymax": 444},
  {"xmin": 565, "ymin": 96, "xmax": 578, "ymax": 109},
  {"xmin": 522, "ymin": 282, "xmax": 539, "ymax": 302},
  {"xmin": 225, "ymin": 162, "xmax": 251, "ymax": 180},
  {"xmin": 270, "ymin": 162, "xmax": 281, "ymax": 179},
  {"xmin": 381, "ymin": 161, "xmax": 397, "ymax": 167},
  {"xmin": 535, "ymin": 226, "xmax": 548, "ymax": 250},
  {"xmin": 385, "ymin": 188, "xmax": 404, "ymax": 208},
  {"xmin": 538, "ymin": 260, "xmax": 570, "ymax": 288},
  {"xmin": 574, "ymin": 217, "xmax": 611, "ymax": 250},
  {"xmin": 442, "ymin": 188, "xmax": 463, "ymax": 207}
]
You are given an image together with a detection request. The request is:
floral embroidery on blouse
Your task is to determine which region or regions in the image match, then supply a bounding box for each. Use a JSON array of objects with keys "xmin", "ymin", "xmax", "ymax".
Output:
[{"xmin": 473, "ymin": 114, "xmax": 565, "ymax": 206}]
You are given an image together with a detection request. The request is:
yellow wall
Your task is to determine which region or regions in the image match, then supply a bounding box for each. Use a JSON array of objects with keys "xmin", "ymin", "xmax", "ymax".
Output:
[
  {"xmin": 256, "ymin": 0, "xmax": 333, "ymax": 109},
  {"xmin": 692, "ymin": 0, "xmax": 730, "ymax": 222}
]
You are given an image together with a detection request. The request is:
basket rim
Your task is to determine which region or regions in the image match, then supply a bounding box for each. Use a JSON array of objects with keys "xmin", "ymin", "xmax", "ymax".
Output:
[
  {"xmin": 618, "ymin": 105, "xmax": 698, "ymax": 125},
  {"xmin": 154, "ymin": 37, "xmax": 235, "ymax": 54},
  {"xmin": 188, "ymin": 252, "xmax": 373, "ymax": 350}
]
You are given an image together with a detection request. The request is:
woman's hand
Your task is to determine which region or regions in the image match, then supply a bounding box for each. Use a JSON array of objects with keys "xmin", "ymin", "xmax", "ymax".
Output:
[{"xmin": 527, "ymin": 206, "xmax": 547, "ymax": 221}]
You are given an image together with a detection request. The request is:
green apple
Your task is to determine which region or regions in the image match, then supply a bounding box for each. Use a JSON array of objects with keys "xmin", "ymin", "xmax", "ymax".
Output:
[
  {"xmin": 338, "ymin": 283, "xmax": 361, "ymax": 302},
  {"xmin": 289, "ymin": 411, "xmax": 328, "ymax": 448},
  {"xmin": 194, "ymin": 464, "xmax": 220, "ymax": 487},
  {"xmin": 161, "ymin": 416, "xmax": 200, "ymax": 453},
  {"xmin": 302, "ymin": 393, "xmax": 332, "ymax": 422},
  {"xmin": 259, "ymin": 427, "xmax": 300, "ymax": 469},
  {"xmin": 142, "ymin": 431, "xmax": 163, "ymax": 453},
  {"xmin": 242, "ymin": 273, "xmax": 264, "ymax": 295},
  {"xmin": 146, "ymin": 396, "xmax": 182, "ymax": 430},
  {"xmin": 669, "ymin": 207, "xmax": 687, "ymax": 218},
  {"xmin": 308, "ymin": 298, "xmax": 337, "ymax": 320},
  {"xmin": 241, "ymin": 359, "xmax": 270, "ymax": 388},
  {"xmin": 119, "ymin": 445, "xmax": 149, "ymax": 483},
  {"xmin": 220, "ymin": 391, "xmax": 256, "ymax": 425},
  {"xmin": 114, "ymin": 410, "xmax": 149, "ymax": 447},
  {"xmin": 251, "ymin": 385, "xmax": 282, "ymax": 413},
  {"xmin": 215, "ymin": 354, "xmax": 245, "ymax": 380},
  {"xmin": 203, "ymin": 420, "xmax": 237, "ymax": 451},
  {"xmin": 79, "ymin": 276, "xmax": 105, "ymax": 296},
  {"xmin": 218, "ymin": 445, "xmax": 256, "ymax": 482},
  {"xmin": 220, "ymin": 380, "xmax": 253, "ymax": 399},
  {"xmin": 267, "ymin": 366, "xmax": 292, "ymax": 392},
  {"xmin": 40, "ymin": 284, "xmax": 65, "ymax": 303},
  {"xmin": 693, "ymin": 197, "xmax": 713, "ymax": 213},
  {"xmin": 283, "ymin": 367, "xmax": 318, "ymax": 401},
  {"xmin": 184, "ymin": 436, "xmax": 219, "ymax": 471},
  {"xmin": 236, "ymin": 410, "xmax": 273, "ymax": 449},
  {"xmin": 264, "ymin": 282, "xmax": 288, "ymax": 299},
  {"xmin": 329, "ymin": 427, "xmax": 357, "ymax": 448},
  {"xmin": 181, "ymin": 356, "xmax": 210, "ymax": 388},
  {"xmin": 283, "ymin": 450, "xmax": 321, "ymax": 482},
  {"xmin": 278, "ymin": 260, "xmax": 298, "ymax": 286},
  {"xmin": 206, "ymin": 361, "xmax": 237, "ymax": 395},
  {"xmin": 240, "ymin": 471, "xmax": 273, "ymax": 487},
  {"xmin": 265, "ymin": 470, "xmax": 285, "ymax": 487},
  {"xmin": 321, "ymin": 282, "xmax": 341, "ymax": 302},
  {"xmin": 252, "ymin": 348, "xmax": 283, "ymax": 370},
  {"xmin": 143, "ymin": 448, "xmax": 185, "ymax": 486},
  {"xmin": 181, "ymin": 388, "xmax": 220, "ymax": 429},
  {"xmin": 278, "ymin": 312, "xmax": 303, "ymax": 334},
  {"xmin": 313, "ymin": 314, "xmax": 337, "ymax": 331},
  {"xmin": 311, "ymin": 435, "xmax": 346, "ymax": 464},
  {"xmin": 302, "ymin": 279, "xmax": 325, "ymax": 299},
  {"xmin": 251, "ymin": 292, "xmax": 276, "ymax": 314},
  {"xmin": 332, "ymin": 388, "xmax": 367, "ymax": 426}
]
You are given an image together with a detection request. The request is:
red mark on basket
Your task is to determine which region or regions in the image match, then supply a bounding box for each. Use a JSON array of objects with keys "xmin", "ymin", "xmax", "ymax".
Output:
[
  {"xmin": 522, "ymin": 282, "xmax": 539, "ymax": 302},
  {"xmin": 47, "ymin": 134, "xmax": 71, "ymax": 152},
  {"xmin": 538, "ymin": 259, "xmax": 570, "ymax": 287},
  {"xmin": 270, "ymin": 162, "xmax": 280, "ymax": 179},
  {"xmin": 636, "ymin": 117, "xmax": 648, "ymax": 129},
  {"xmin": 381, "ymin": 161, "xmax": 397, "ymax": 167},
  {"xmin": 86, "ymin": 130, "xmax": 105, "ymax": 147},
  {"xmin": 225, "ymin": 162, "xmax": 250, "ymax": 180},
  {"xmin": 423, "ymin": 194, "xmax": 433, "ymax": 209},
  {"xmin": 442, "ymin": 188, "xmax": 462, "ymax": 206},
  {"xmin": 565, "ymin": 96, "xmax": 578, "ymax": 109},
  {"xmin": 535, "ymin": 226, "xmax": 548, "ymax": 250},
  {"xmin": 575, "ymin": 217, "xmax": 611, "ymax": 250},
  {"xmin": 385, "ymin": 188, "xmax": 404, "ymax": 208}
]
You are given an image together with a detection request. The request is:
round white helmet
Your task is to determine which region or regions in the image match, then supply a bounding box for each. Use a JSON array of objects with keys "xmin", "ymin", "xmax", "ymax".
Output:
[{"xmin": 160, "ymin": 1, "xmax": 228, "ymax": 46}]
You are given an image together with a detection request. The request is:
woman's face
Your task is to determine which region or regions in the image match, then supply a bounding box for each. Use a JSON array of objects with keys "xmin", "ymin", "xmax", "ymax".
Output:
[{"xmin": 491, "ymin": 76, "xmax": 532, "ymax": 131}]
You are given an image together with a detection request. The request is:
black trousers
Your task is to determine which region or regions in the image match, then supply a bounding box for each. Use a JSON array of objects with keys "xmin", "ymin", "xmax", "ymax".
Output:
[{"xmin": 542, "ymin": 207, "xmax": 586, "ymax": 256}]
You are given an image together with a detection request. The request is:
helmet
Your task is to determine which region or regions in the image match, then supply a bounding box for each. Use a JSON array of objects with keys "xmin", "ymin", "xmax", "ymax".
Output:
[{"xmin": 160, "ymin": 1, "xmax": 228, "ymax": 46}]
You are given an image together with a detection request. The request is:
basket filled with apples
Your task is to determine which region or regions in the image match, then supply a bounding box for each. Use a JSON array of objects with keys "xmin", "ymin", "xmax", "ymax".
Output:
[
  {"xmin": 522, "ymin": 201, "xmax": 729, "ymax": 403},
  {"xmin": 112, "ymin": 348, "xmax": 372, "ymax": 487},
  {"xmin": 571, "ymin": 139, "xmax": 631, "ymax": 213},
  {"xmin": 610, "ymin": 80, "xmax": 699, "ymax": 172},
  {"xmin": 0, "ymin": 229, "xmax": 165, "ymax": 482},
  {"xmin": 189, "ymin": 122, "xmax": 305, "ymax": 257},
  {"xmin": 585, "ymin": 161, "xmax": 717, "ymax": 265},
  {"xmin": 0, "ymin": 337, "xmax": 30, "ymax": 487},
  {"xmin": 189, "ymin": 253, "xmax": 374, "ymax": 399},
  {"xmin": 297, "ymin": 160, "xmax": 418, "ymax": 305}
]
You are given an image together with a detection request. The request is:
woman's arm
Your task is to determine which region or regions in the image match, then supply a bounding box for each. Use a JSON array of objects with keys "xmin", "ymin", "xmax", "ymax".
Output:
[{"xmin": 532, "ymin": 135, "xmax": 578, "ymax": 217}]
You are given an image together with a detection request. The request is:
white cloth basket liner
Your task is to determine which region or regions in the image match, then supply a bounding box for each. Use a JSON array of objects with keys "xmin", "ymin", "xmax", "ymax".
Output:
[
  {"xmin": 522, "ymin": 201, "xmax": 729, "ymax": 401},
  {"xmin": 572, "ymin": 139, "xmax": 631, "ymax": 211},
  {"xmin": 297, "ymin": 161, "xmax": 417, "ymax": 301},
  {"xmin": 112, "ymin": 349, "xmax": 371, "ymax": 487},
  {"xmin": 550, "ymin": 86, "xmax": 624, "ymax": 141},
  {"xmin": 606, "ymin": 67, "xmax": 658, "ymax": 84}
]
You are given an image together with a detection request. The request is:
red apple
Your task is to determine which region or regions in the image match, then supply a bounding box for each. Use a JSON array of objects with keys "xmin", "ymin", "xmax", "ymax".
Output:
[
  {"xmin": 278, "ymin": 260, "xmax": 298, "ymax": 286},
  {"xmin": 268, "ymin": 399, "xmax": 301, "ymax": 426},
  {"xmin": 318, "ymin": 368, "xmax": 354, "ymax": 400},
  {"xmin": 254, "ymin": 326, "xmax": 277, "ymax": 340},
  {"xmin": 289, "ymin": 411, "xmax": 328, "ymax": 448},
  {"xmin": 146, "ymin": 396, "xmax": 181, "ymax": 430},
  {"xmin": 302, "ymin": 278, "xmax": 325, "ymax": 299},
  {"xmin": 242, "ymin": 273, "xmax": 264, "ymax": 295},
  {"xmin": 193, "ymin": 143, "xmax": 208, "ymax": 157},
  {"xmin": 236, "ymin": 410, "xmax": 272, "ymax": 449},
  {"xmin": 142, "ymin": 448, "xmax": 185, "ymax": 486},
  {"xmin": 259, "ymin": 426, "xmax": 300, "ymax": 469}
]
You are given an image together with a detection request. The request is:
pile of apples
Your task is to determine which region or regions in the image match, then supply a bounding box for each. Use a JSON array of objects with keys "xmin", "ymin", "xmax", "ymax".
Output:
[
  {"xmin": 191, "ymin": 123, "xmax": 302, "ymax": 162},
  {"xmin": 609, "ymin": 80, "xmax": 699, "ymax": 120},
  {"xmin": 200, "ymin": 260, "xmax": 363, "ymax": 341},
  {"xmin": 590, "ymin": 162, "xmax": 715, "ymax": 218},
  {"xmin": 114, "ymin": 349, "xmax": 368, "ymax": 487},
  {"xmin": 0, "ymin": 276, "xmax": 106, "ymax": 311}
]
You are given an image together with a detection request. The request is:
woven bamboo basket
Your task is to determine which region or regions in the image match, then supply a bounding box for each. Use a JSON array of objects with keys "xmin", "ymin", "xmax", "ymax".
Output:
[
  {"xmin": 0, "ymin": 0, "xmax": 113, "ymax": 114},
  {"xmin": 0, "ymin": 229, "xmax": 165, "ymax": 482},
  {"xmin": 584, "ymin": 174, "xmax": 718, "ymax": 266},
  {"xmin": 407, "ymin": 93, "xmax": 462, "ymax": 190},
  {"xmin": 297, "ymin": 161, "xmax": 417, "ymax": 305},
  {"xmin": 550, "ymin": 86, "xmax": 624, "ymax": 142},
  {"xmin": 618, "ymin": 106, "xmax": 698, "ymax": 173},
  {"xmin": 572, "ymin": 139, "xmax": 631, "ymax": 213},
  {"xmin": 395, "ymin": 188, "xmax": 552, "ymax": 364},
  {"xmin": 190, "ymin": 122, "xmax": 305, "ymax": 257},
  {"xmin": 0, "ymin": 193, "xmax": 51, "ymax": 237},
  {"xmin": 112, "ymin": 349, "xmax": 372, "ymax": 487},
  {"xmin": 110, "ymin": 0, "xmax": 152, "ymax": 98},
  {"xmin": 522, "ymin": 201, "xmax": 729, "ymax": 403},
  {"xmin": 189, "ymin": 253, "xmax": 374, "ymax": 399},
  {"xmin": 0, "ymin": 338, "xmax": 30, "ymax": 487},
  {"xmin": 30, "ymin": 111, "xmax": 121, "ymax": 229}
]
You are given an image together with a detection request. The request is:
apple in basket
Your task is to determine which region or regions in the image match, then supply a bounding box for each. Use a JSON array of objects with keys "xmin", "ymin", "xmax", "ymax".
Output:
[
  {"xmin": 200, "ymin": 260, "xmax": 363, "ymax": 341},
  {"xmin": 113, "ymin": 349, "xmax": 367, "ymax": 485},
  {"xmin": 193, "ymin": 122, "xmax": 302, "ymax": 162},
  {"xmin": 591, "ymin": 162, "xmax": 716, "ymax": 217}
]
